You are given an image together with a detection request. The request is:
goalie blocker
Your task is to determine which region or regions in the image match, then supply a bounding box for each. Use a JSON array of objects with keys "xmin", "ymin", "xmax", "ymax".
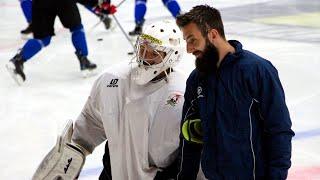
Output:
[{"xmin": 32, "ymin": 120, "xmax": 89, "ymax": 180}]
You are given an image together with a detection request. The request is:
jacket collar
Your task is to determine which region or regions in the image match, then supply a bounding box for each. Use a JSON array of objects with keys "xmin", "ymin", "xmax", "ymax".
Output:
[{"xmin": 219, "ymin": 40, "xmax": 243, "ymax": 67}]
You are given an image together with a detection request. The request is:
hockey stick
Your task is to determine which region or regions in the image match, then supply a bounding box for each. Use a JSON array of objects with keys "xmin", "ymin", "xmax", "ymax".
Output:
[
  {"xmin": 90, "ymin": 19, "xmax": 103, "ymax": 31},
  {"xmin": 111, "ymin": 14, "xmax": 135, "ymax": 51},
  {"xmin": 116, "ymin": 0, "xmax": 127, "ymax": 8}
]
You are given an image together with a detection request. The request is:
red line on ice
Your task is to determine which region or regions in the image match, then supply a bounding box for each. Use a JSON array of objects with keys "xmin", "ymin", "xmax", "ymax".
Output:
[{"xmin": 288, "ymin": 166, "xmax": 320, "ymax": 180}]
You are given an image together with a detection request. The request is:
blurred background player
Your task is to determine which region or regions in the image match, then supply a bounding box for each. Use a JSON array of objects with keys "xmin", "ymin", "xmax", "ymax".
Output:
[
  {"xmin": 129, "ymin": 0, "xmax": 182, "ymax": 36},
  {"xmin": 19, "ymin": 0, "xmax": 32, "ymax": 35},
  {"xmin": 6, "ymin": 0, "xmax": 97, "ymax": 85},
  {"xmin": 81, "ymin": 0, "xmax": 117, "ymax": 30},
  {"xmin": 19, "ymin": 0, "xmax": 116, "ymax": 37}
]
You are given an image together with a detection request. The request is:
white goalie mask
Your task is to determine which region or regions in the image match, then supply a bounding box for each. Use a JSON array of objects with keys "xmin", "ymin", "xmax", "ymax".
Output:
[{"xmin": 132, "ymin": 20, "xmax": 183, "ymax": 85}]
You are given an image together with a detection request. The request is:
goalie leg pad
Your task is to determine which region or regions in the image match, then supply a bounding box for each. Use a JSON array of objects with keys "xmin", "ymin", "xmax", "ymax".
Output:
[
  {"xmin": 33, "ymin": 120, "xmax": 86, "ymax": 180},
  {"xmin": 32, "ymin": 142, "xmax": 85, "ymax": 180}
]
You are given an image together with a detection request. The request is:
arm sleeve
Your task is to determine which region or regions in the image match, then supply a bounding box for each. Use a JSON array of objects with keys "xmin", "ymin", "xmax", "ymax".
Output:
[
  {"xmin": 176, "ymin": 76, "xmax": 203, "ymax": 180},
  {"xmin": 76, "ymin": 0, "xmax": 99, "ymax": 7},
  {"xmin": 254, "ymin": 62, "xmax": 295, "ymax": 179},
  {"xmin": 72, "ymin": 76, "xmax": 107, "ymax": 153}
]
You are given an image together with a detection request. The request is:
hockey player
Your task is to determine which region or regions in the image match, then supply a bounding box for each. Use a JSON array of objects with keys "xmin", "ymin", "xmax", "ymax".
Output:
[
  {"xmin": 19, "ymin": 0, "xmax": 116, "ymax": 36},
  {"xmin": 79, "ymin": 0, "xmax": 117, "ymax": 30},
  {"xmin": 129, "ymin": 0, "xmax": 182, "ymax": 36},
  {"xmin": 6, "ymin": 0, "xmax": 97, "ymax": 85},
  {"xmin": 19, "ymin": 0, "xmax": 32, "ymax": 35},
  {"xmin": 32, "ymin": 20, "xmax": 191, "ymax": 180}
]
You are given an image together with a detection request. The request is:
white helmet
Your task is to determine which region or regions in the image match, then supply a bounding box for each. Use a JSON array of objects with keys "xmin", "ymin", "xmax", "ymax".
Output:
[{"xmin": 132, "ymin": 20, "xmax": 183, "ymax": 85}]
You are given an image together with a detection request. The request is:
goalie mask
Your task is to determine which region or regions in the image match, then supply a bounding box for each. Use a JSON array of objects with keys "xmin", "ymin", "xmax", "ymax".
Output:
[{"xmin": 132, "ymin": 20, "xmax": 183, "ymax": 85}]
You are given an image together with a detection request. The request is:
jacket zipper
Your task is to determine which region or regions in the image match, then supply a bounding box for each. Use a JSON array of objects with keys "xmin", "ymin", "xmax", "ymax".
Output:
[{"xmin": 249, "ymin": 99, "xmax": 256, "ymax": 180}]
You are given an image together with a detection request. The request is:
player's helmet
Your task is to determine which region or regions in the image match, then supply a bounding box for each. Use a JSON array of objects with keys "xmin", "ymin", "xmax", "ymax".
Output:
[{"xmin": 132, "ymin": 20, "xmax": 183, "ymax": 85}]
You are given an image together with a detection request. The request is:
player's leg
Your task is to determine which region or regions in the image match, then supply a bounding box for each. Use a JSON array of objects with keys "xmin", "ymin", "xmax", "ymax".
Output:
[
  {"xmin": 22, "ymin": 1, "xmax": 55, "ymax": 61},
  {"xmin": 162, "ymin": 0, "xmax": 181, "ymax": 17},
  {"xmin": 81, "ymin": 0, "xmax": 114, "ymax": 30},
  {"xmin": 58, "ymin": 0, "xmax": 97, "ymax": 75},
  {"xmin": 19, "ymin": 0, "xmax": 33, "ymax": 34},
  {"xmin": 6, "ymin": 2, "xmax": 55, "ymax": 84},
  {"xmin": 129, "ymin": 0, "xmax": 146, "ymax": 36}
]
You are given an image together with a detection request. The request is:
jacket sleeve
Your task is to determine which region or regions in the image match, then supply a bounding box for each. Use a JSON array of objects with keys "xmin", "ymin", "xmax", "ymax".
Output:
[
  {"xmin": 253, "ymin": 61, "xmax": 295, "ymax": 179},
  {"xmin": 176, "ymin": 75, "xmax": 203, "ymax": 180},
  {"xmin": 72, "ymin": 76, "xmax": 107, "ymax": 153}
]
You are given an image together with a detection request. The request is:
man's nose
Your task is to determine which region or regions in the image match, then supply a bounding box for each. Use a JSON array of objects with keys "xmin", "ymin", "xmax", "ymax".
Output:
[
  {"xmin": 144, "ymin": 51, "xmax": 154, "ymax": 60},
  {"xmin": 143, "ymin": 53, "xmax": 155, "ymax": 65}
]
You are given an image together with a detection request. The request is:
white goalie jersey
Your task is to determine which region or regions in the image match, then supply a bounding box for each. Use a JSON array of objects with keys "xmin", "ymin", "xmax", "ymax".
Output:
[{"xmin": 72, "ymin": 61, "xmax": 186, "ymax": 179}]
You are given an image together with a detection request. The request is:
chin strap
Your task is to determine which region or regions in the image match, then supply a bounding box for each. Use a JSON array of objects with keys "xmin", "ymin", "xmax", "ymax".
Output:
[{"xmin": 150, "ymin": 67, "xmax": 173, "ymax": 83}]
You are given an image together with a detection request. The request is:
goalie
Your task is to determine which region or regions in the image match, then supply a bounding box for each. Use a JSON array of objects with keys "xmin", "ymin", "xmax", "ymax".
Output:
[{"xmin": 32, "ymin": 20, "xmax": 204, "ymax": 180}]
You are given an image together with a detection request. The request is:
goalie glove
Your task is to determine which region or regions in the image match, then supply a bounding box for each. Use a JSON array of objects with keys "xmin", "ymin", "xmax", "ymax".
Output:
[{"xmin": 32, "ymin": 120, "xmax": 88, "ymax": 180}]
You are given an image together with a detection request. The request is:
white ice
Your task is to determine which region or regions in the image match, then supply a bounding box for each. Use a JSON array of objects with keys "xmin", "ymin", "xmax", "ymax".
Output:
[{"xmin": 0, "ymin": 0, "xmax": 319, "ymax": 179}]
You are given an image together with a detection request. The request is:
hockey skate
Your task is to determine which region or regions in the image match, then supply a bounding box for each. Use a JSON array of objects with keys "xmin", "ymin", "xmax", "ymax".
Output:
[
  {"xmin": 129, "ymin": 19, "xmax": 144, "ymax": 36},
  {"xmin": 129, "ymin": 24, "xmax": 143, "ymax": 36},
  {"xmin": 76, "ymin": 52, "xmax": 97, "ymax": 78},
  {"xmin": 100, "ymin": 15, "xmax": 116, "ymax": 31},
  {"xmin": 128, "ymin": 22, "xmax": 143, "ymax": 45},
  {"xmin": 6, "ymin": 52, "xmax": 26, "ymax": 85},
  {"xmin": 21, "ymin": 23, "xmax": 33, "ymax": 40},
  {"xmin": 21, "ymin": 23, "xmax": 32, "ymax": 34}
]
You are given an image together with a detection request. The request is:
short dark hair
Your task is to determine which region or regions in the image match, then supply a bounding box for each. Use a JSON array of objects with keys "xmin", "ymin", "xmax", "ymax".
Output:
[{"xmin": 176, "ymin": 5, "xmax": 226, "ymax": 40}]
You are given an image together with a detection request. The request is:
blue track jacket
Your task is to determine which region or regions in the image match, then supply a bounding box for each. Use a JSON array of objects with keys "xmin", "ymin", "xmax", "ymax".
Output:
[{"xmin": 177, "ymin": 40, "xmax": 294, "ymax": 180}]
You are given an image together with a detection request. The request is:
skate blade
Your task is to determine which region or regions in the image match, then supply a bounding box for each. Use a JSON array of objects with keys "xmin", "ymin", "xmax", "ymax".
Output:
[
  {"xmin": 81, "ymin": 69, "xmax": 97, "ymax": 78},
  {"xmin": 129, "ymin": 35, "xmax": 138, "ymax": 43},
  {"xmin": 21, "ymin": 33, "xmax": 32, "ymax": 40},
  {"xmin": 108, "ymin": 20, "xmax": 117, "ymax": 32},
  {"xmin": 5, "ymin": 62, "xmax": 24, "ymax": 86}
]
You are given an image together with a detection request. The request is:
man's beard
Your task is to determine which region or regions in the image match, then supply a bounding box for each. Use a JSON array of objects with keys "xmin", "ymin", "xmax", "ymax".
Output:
[{"xmin": 195, "ymin": 40, "xmax": 219, "ymax": 75}]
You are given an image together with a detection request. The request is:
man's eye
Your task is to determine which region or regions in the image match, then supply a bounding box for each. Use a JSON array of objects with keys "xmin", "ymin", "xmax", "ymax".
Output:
[{"xmin": 188, "ymin": 39, "xmax": 195, "ymax": 44}]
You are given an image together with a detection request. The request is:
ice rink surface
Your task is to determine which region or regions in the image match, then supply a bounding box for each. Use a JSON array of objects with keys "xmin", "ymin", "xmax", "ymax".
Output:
[{"xmin": 0, "ymin": 0, "xmax": 319, "ymax": 179}]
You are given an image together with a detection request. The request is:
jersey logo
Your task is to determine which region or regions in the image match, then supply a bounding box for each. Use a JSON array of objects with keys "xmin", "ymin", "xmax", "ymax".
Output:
[
  {"xmin": 197, "ymin": 86, "xmax": 202, "ymax": 96},
  {"xmin": 64, "ymin": 158, "xmax": 73, "ymax": 174},
  {"xmin": 107, "ymin": 79, "xmax": 119, "ymax": 87},
  {"xmin": 166, "ymin": 91, "xmax": 183, "ymax": 107},
  {"xmin": 197, "ymin": 86, "xmax": 204, "ymax": 98}
]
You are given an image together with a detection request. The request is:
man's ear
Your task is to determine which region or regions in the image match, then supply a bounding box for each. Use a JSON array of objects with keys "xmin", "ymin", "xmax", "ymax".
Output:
[{"xmin": 207, "ymin": 29, "xmax": 218, "ymax": 44}]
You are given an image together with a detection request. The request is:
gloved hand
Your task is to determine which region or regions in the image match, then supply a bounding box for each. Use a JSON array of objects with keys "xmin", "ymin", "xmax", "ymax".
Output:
[
  {"xmin": 94, "ymin": 2, "xmax": 117, "ymax": 15},
  {"xmin": 182, "ymin": 119, "xmax": 203, "ymax": 144}
]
